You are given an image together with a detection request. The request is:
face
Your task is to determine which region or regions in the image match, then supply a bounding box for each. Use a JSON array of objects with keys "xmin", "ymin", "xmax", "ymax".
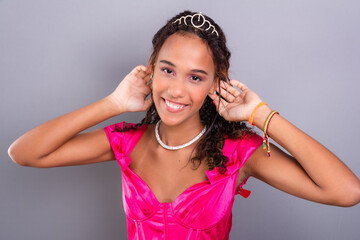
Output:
[{"xmin": 152, "ymin": 32, "xmax": 217, "ymax": 127}]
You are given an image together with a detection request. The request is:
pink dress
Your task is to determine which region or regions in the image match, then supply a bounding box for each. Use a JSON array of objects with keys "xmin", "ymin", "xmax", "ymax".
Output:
[{"xmin": 104, "ymin": 122, "xmax": 262, "ymax": 240}]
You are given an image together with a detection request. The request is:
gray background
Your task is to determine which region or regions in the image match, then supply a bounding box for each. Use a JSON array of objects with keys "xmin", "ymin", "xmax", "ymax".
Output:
[{"xmin": 1, "ymin": 0, "xmax": 359, "ymax": 239}]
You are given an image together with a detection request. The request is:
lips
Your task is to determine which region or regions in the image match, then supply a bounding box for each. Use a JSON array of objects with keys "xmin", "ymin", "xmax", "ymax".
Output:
[{"xmin": 161, "ymin": 98, "xmax": 189, "ymax": 113}]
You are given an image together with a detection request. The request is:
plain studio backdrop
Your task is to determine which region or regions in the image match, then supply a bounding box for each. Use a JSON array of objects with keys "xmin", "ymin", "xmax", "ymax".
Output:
[{"xmin": 1, "ymin": 0, "xmax": 359, "ymax": 239}]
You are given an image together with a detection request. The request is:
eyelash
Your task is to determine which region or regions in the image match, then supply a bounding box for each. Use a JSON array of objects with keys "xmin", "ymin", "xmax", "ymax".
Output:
[
  {"xmin": 160, "ymin": 67, "xmax": 202, "ymax": 82},
  {"xmin": 190, "ymin": 76, "xmax": 202, "ymax": 82},
  {"xmin": 161, "ymin": 68, "xmax": 174, "ymax": 75}
]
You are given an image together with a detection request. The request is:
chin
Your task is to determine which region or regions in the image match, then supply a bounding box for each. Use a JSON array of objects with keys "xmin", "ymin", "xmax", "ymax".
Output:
[
  {"xmin": 158, "ymin": 115, "xmax": 185, "ymax": 127},
  {"xmin": 159, "ymin": 111, "xmax": 202, "ymax": 128}
]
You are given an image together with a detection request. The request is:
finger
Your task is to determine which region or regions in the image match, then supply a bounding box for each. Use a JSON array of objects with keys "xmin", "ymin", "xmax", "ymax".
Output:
[
  {"xmin": 210, "ymin": 93, "xmax": 228, "ymax": 115},
  {"xmin": 143, "ymin": 84, "xmax": 152, "ymax": 95},
  {"xmin": 219, "ymin": 82, "xmax": 236, "ymax": 102},
  {"xmin": 130, "ymin": 65, "xmax": 147, "ymax": 76},
  {"xmin": 215, "ymin": 87, "xmax": 234, "ymax": 104},
  {"xmin": 229, "ymin": 79, "xmax": 249, "ymax": 92},
  {"xmin": 144, "ymin": 74, "xmax": 151, "ymax": 84},
  {"xmin": 135, "ymin": 67, "xmax": 150, "ymax": 80},
  {"xmin": 209, "ymin": 90, "xmax": 228, "ymax": 106},
  {"xmin": 143, "ymin": 94, "xmax": 153, "ymax": 110},
  {"xmin": 220, "ymin": 81, "xmax": 241, "ymax": 98},
  {"xmin": 129, "ymin": 65, "xmax": 149, "ymax": 82},
  {"xmin": 218, "ymin": 98, "xmax": 229, "ymax": 118},
  {"xmin": 148, "ymin": 81, "xmax": 153, "ymax": 90},
  {"xmin": 218, "ymin": 96, "xmax": 228, "ymax": 109}
]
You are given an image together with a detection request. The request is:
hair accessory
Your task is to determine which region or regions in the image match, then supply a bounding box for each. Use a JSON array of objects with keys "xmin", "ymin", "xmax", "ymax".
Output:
[
  {"xmin": 263, "ymin": 111, "xmax": 279, "ymax": 157},
  {"xmin": 155, "ymin": 120, "xmax": 206, "ymax": 150},
  {"xmin": 172, "ymin": 12, "xmax": 219, "ymax": 37},
  {"xmin": 249, "ymin": 101, "xmax": 267, "ymax": 126}
]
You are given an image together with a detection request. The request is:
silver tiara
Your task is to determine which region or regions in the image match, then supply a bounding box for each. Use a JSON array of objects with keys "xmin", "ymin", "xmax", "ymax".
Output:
[{"xmin": 172, "ymin": 12, "xmax": 219, "ymax": 37}]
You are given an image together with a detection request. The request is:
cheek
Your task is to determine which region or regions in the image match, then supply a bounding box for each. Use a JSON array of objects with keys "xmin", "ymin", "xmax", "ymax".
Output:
[
  {"xmin": 151, "ymin": 76, "xmax": 166, "ymax": 94},
  {"xmin": 190, "ymin": 86, "xmax": 212, "ymax": 105}
]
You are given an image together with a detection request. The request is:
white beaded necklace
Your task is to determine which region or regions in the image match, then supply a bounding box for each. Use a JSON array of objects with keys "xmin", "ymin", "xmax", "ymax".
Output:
[{"xmin": 155, "ymin": 120, "xmax": 207, "ymax": 150}]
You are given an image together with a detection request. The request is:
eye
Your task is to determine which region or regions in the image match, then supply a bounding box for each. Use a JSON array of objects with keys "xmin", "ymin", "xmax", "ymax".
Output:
[
  {"xmin": 190, "ymin": 75, "xmax": 202, "ymax": 82},
  {"xmin": 161, "ymin": 68, "xmax": 173, "ymax": 75}
]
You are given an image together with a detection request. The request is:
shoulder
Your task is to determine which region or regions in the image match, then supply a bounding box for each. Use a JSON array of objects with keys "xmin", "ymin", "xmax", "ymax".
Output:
[
  {"xmin": 225, "ymin": 131, "xmax": 263, "ymax": 157},
  {"xmin": 103, "ymin": 122, "xmax": 148, "ymax": 154},
  {"xmin": 104, "ymin": 121, "xmax": 145, "ymax": 133},
  {"xmin": 103, "ymin": 122, "xmax": 148, "ymax": 139},
  {"xmin": 222, "ymin": 131, "xmax": 263, "ymax": 172}
]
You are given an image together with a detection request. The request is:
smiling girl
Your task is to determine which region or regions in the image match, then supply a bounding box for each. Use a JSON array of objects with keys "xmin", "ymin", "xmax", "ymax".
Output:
[{"xmin": 8, "ymin": 10, "xmax": 360, "ymax": 240}]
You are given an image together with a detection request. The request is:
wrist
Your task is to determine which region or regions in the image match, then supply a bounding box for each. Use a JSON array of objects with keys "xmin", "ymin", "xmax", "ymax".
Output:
[
  {"xmin": 248, "ymin": 101, "xmax": 267, "ymax": 126},
  {"xmin": 102, "ymin": 95, "xmax": 125, "ymax": 117},
  {"xmin": 252, "ymin": 105, "xmax": 273, "ymax": 130}
]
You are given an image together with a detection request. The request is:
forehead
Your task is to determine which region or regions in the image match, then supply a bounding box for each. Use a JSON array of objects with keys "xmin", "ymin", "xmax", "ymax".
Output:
[{"xmin": 157, "ymin": 33, "xmax": 215, "ymax": 73}]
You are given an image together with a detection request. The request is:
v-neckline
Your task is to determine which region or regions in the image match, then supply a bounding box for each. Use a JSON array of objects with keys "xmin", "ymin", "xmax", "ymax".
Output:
[{"xmin": 126, "ymin": 124, "xmax": 211, "ymax": 204}]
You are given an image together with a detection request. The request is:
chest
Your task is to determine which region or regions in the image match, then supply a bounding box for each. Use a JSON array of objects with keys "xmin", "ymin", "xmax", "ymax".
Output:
[
  {"xmin": 129, "ymin": 141, "xmax": 209, "ymax": 203},
  {"xmin": 127, "ymin": 126, "xmax": 248, "ymax": 203},
  {"xmin": 129, "ymin": 145, "xmax": 247, "ymax": 204}
]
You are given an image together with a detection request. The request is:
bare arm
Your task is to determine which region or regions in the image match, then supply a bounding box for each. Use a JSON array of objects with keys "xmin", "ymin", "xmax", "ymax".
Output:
[
  {"xmin": 8, "ymin": 97, "xmax": 119, "ymax": 167},
  {"xmin": 8, "ymin": 65, "xmax": 152, "ymax": 168},
  {"xmin": 209, "ymin": 80, "xmax": 360, "ymax": 207},
  {"xmin": 245, "ymin": 105, "xmax": 360, "ymax": 207}
]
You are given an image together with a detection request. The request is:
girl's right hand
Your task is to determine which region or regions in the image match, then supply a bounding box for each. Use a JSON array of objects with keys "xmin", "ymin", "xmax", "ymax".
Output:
[{"xmin": 108, "ymin": 65, "xmax": 153, "ymax": 114}]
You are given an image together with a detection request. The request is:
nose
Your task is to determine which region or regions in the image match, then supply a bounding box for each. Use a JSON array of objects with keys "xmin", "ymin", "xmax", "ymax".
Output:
[{"xmin": 168, "ymin": 77, "xmax": 186, "ymax": 98}]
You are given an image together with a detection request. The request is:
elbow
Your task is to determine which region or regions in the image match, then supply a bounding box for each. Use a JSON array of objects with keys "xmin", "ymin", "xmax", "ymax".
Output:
[
  {"xmin": 8, "ymin": 142, "xmax": 32, "ymax": 167},
  {"xmin": 343, "ymin": 186, "xmax": 360, "ymax": 207},
  {"xmin": 337, "ymin": 196, "xmax": 360, "ymax": 208},
  {"xmin": 332, "ymin": 183, "xmax": 360, "ymax": 207},
  {"xmin": 8, "ymin": 143, "xmax": 24, "ymax": 166},
  {"xmin": 9, "ymin": 142, "xmax": 51, "ymax": 168}
]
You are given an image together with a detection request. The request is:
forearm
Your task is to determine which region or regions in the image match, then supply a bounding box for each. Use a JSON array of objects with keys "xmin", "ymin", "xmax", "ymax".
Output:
[
  {"xmin": 9, "ymin": 96, "xmax": 122, "ymax": 163},
  {"xmin": 253, "ymin": 105, "xmax": 360, "ymax": 204}
]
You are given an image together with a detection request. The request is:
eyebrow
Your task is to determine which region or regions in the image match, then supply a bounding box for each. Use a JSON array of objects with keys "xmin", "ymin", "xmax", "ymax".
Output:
[{"xmin": 159, "ymin": 60, "xmax": 208, "ymax": 75}]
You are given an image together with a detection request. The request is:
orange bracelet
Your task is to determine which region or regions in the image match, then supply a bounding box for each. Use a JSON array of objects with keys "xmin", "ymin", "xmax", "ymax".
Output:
[{"xmin": 248, "ymin": 101, "xmax": 267, "ymax": 126}]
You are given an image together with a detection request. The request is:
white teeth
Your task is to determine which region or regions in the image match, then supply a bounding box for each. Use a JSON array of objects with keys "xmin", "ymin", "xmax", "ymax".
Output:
[{"xmin": 165, "ymin": 99, "xmax": 185, "ymax": 110}]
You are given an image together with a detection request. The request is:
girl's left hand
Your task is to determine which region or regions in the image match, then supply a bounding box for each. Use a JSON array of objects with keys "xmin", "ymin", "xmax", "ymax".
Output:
[{"xmin": 208, "ymin": 80, "xmax": 263, "ymax": 122}]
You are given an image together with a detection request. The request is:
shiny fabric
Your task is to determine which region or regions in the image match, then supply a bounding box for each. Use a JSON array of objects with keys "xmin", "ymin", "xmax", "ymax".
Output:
[{"xmin": 104, "ymin": 122, "xmax": 262, "ymax": 240}]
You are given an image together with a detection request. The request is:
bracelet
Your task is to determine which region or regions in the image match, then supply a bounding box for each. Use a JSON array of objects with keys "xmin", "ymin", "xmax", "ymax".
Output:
[
  {"xmin": 263, "ymin": 111, "xmax": 279, "ymax": 157},
  {"xmin": 248, "ymin": 101, "xmax": 267, "ymax": 126}
]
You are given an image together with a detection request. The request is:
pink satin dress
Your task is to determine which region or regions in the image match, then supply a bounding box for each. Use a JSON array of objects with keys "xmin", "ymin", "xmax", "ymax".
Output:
[{"xmin": 104, "ymin": 122, "xmax": 262, "ymax": 240}]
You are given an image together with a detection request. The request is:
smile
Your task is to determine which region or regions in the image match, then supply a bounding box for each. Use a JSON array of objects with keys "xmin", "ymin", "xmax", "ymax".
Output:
[{"xmin": 162, "ymin": 98, "xmax": 189, "ymax": 113}]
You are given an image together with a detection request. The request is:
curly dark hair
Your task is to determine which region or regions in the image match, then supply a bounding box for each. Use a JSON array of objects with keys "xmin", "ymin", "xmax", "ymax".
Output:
[{"xmin": 116, "ymin": 10, "xmax": 253, "ymax": 174}]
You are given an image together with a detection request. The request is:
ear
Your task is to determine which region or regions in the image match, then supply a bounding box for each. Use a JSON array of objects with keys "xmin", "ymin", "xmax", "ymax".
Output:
[{"xmin": 209, "ymin": 77, "xmax": 220, "ymax": 94}]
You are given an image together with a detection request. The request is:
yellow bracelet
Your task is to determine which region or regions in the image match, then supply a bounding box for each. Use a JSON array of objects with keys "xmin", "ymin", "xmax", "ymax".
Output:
[
  {"xmin": 263, "ymin": 111, "xmax": 279, "ymax": 157},
  {"xmin": 248, "ymin": 101, "xmax": 267, "ymax": 126}
]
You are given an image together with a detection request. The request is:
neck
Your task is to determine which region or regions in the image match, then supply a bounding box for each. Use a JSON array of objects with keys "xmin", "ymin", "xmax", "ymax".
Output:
[{"xmin": 158, "ymin": 117, "xmax": 205, "ymax": 147}]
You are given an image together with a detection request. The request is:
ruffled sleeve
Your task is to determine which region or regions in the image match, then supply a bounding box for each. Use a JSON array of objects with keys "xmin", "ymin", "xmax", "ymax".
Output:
[
  {"xmin": 103, "ymin": 122, "xmax": 146, "ymax": 171},
  {"xmin": 104, "ymin": 122, "xmax": 126, "ymax": 160},
  {"xmin": 233, "ymin": 132, "xmax": 263, "ymax": 198},
  {"xmin": 204, "ymin": 132, "xmax": 263, "ymax": 198}
]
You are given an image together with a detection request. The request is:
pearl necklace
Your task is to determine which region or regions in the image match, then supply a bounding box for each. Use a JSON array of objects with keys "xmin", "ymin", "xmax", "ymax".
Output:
[{"xmin": 155, "ymin": 120, "xmax": 206, "ymax": 150}]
